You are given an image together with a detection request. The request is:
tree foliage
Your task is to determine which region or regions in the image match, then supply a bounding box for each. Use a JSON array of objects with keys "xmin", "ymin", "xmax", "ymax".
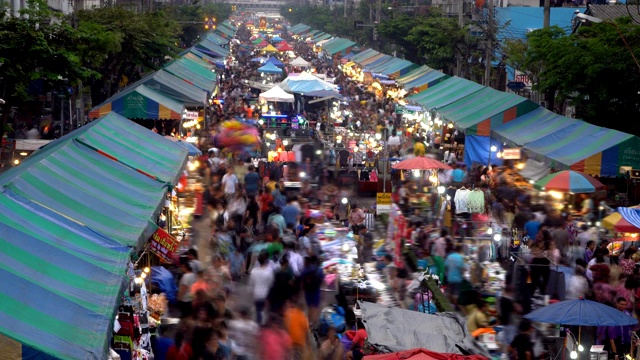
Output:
[
  {"xmin": 282, "ymin": 4, "xmax": 372, "ymax": 46},
  {"xmin": 72, "ymin": 6, "xmax": 182, "ymax": 104},
  {"xmin": 0, "ymin": 0, "xmax": 97, "ymax": 136},
  {"xmin": 502, "ymin": 21, "xmax": 640, "ymax": 133},
  {"xmin": 377, "ymin": 9, "xmax": 484, "ymax": 78}
]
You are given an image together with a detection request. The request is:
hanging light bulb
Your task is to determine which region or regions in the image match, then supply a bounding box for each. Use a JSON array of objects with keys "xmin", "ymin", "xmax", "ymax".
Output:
[
  {"xmin": 578, "ymin": 345, "xmax": 584, "ymax": 352},
  {"xmin": 487, "ymin": 227, "xmax": 493, "ymax": 235},
  {"xmin": 143, "ymin": 267, "xmax": 150, "ymax": 274},
  {"xmin": 570, "ymin": 351, "xmax": 578, "ymax": 359},
  {"xmin": 140, "ymin": 272, "xmax": 147, "ymax": 279},
  {"xmin": 493, "ymin": 233, "xmax": 502, "ymax": 242}
]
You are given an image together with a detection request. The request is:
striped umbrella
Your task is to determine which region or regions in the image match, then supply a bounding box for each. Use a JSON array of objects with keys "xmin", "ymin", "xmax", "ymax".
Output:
[
  {"xmin": 534, "ymin": 170, "xmax": 605, "ymax": 193},
  {"xmin": 603, "ymin": 211, "xmax": 640, "ymax": 233}
]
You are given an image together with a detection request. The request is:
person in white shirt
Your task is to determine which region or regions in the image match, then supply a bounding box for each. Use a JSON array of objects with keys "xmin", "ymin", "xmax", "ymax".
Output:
[
  {"xmin": 387, "ymin": 130, "xmax": 401, "ymax": 147},
  {"xmin": 249, "ymin": 252, "xmax": 275, "ymax": 325},
  {"xmin": 227, "ymin": 307, "xmax": 259, "ymax": 359},
  {"xmin": 221, "ymin": 167, "xmax": 238, "ymax": 200},
  {"xmin": 285, "ymin": 242, "xmax": 304, "ymax": 276}
]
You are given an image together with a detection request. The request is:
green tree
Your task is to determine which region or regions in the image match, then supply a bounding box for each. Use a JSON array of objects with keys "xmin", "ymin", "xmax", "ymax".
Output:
[
  {"xmin": 502, "ymin": 21, "xmax": 640, "ymax": 133},
  {"xmin": 162, "ymin": 3, "xmax": 232, "ymax": 48},
  {"xmin": 73, "ymin": 6, "xmax": 181, "ymax": 105},
  {"xmin": 0, "ymin": 0, "xmax": 96, "ymax": 136}
]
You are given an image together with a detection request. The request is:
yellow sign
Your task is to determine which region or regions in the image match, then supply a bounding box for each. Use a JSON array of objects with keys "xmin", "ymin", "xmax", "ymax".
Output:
[{"xmin": 377, "ymin": 193, "xmax": 392, "ymax": 205}]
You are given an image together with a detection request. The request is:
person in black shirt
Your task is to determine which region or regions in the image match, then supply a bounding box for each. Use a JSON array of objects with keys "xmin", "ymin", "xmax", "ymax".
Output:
[{"xmin": 510, "ymin": 319, "xmax": 535, "ymax": 360}]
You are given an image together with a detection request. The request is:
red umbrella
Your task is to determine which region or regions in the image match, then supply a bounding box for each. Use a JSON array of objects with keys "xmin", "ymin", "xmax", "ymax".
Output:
[
  {"xmin": 364, "ymin": 348, "xmax": 486, "ymax": 360},
  {"xmin": 391, "ymin": 156, "xmax": 452, "ymax": 170}
]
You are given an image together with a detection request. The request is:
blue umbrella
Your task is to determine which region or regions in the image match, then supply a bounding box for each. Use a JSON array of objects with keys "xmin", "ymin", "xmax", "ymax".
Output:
[{"xmin": 525, "ymin": 298, "xmax": 638, "ymax": 326}]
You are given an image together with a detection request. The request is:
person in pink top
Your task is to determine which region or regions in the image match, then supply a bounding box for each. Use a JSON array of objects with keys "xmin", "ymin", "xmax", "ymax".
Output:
[{"xmin": 259, "ymin": 315, "xmax": 292, "ymax": 360}]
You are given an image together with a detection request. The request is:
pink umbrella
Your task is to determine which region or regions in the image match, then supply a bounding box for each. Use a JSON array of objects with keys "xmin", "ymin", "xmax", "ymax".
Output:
[{"xmin": 392, "ymin": 156, "xmax": 452, "ymax": 170}]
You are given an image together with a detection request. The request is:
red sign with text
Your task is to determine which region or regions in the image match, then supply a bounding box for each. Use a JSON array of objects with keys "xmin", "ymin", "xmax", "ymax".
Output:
[{"xmin": 149, "ymin": 227, "xmax": 179, "ymax": 263}]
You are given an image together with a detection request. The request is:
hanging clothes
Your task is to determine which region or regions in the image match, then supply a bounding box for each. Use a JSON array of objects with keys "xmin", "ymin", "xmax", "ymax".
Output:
[
  {"xmin": 467, "ymin": 189, "xmax": 485, "ymax": 213},
  {"xmin": 454, "ymin": 188, "xmax": 471, "ymax": 214}
]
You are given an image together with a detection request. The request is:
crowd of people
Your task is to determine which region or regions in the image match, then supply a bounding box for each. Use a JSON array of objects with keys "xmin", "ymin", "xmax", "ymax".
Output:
[{"xmin": 153, "ymin": 18, "xmax": 640, "ymax": 360}]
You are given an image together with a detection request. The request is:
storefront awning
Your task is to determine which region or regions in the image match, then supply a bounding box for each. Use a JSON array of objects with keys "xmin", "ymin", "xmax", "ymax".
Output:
[
  {"xmin": 350, "ymin": 48, "xmax": 380, "ymax": 64},
  {"xmin": 401, "ymin": 70, "xmax": 449, "ymax": 92},
  {"xmin": 0, "ymin": 112, "xmax": 188, "ymax": 359},
  {"xmin": 164, "ymin": 60, "xmax": 217, "ymax": 92},
  {"xmin": 523, "ymin": 122, "xmax": 640, "ymax": 175},
  {"xmin": 396, "ymin": 65, "xmax": 432, "ymax": 84},
  {"xmin": 0, "ymin": 191, "xmax": 130, "ymax": 360},
  {"xmin": 215, "ymin": 25, "xmax": 235, "ymax": 38},
  {"xmin": 121, "ymin": 68, "xmax": 208, "ymax": 107},
  {"xmin": 437, "ymin": 87, "xmax": 539, "ymax": 135},
  {"xmin": 491, "ymin": 107, "xmax": 580, "ymax": 147},
  {"xmin": 89, "ymin": 84, "xmax": 184, "ymax": 120},
  {"xmin": 407, "ymin": 76, "xmax": 484, "ymax": 110},
  {"xmin": 205, "ymin": 32, "xmax": 229, "ymax": 45},
  {"xmin": 383, "ymin": 60, "xmax": 419, "ymax": 78},
  {"xmin": 195, "ymin": 39, "xmax": 229, "ymax": 57},
  {"xmin": 312, "ymin": 33, "xmax": 332, "ymax": 42}
]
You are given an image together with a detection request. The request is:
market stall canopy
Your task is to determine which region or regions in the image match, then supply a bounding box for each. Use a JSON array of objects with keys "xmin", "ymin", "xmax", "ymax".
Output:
[
  {"xmin": 358, "ymin": 53, "xmax": 387, "ymax": 66},
  {"xmin": 252, "ymin": 37, "xmax": 265, "ymax": 44},
  {"xmin": 603, "ymin": 207, "xmax": 640, "ymax": 233},
  {"xmin": 397, "ymin": 65, "xmax": 433, "ymax": 84},
  {"xmin": 437, "ymin": 86, "xmax": 539, "ymax": 135},
  {"xmin": 381, "ymin": 59, "xmax": 419, "ymax": 78},
  {"xmin": 290, "ymin": 56, "xmax": 310, "ymax": 68},
  {"xmin": 257, "ymin": 62, "xmax": 283, "ymax": 74},
  {"xmin": 518, "ymin": 158, "xmax": 551, "ymax": 181},
  {"xmin": 616, "ymin": 207, "xmax": 640, "ymax": 230},
  {"xmin": 0, "ymin": 112, "xmax": 188, "ymax": 358},
  {"xmin": 290, "ymin": 23, "xmax": 311, "ymax": 35},
  {"xmin": 185, "ymin": 48, "xmax": 218, "ymax": 66},
  {"xmin": 280, "ymin": 72, "xmax": 340, "ymax": 97},
  {"xmin": 312, "ymin": 33, "xmax": 332, "ymax": 42},
  {"xmin": 491, "ymin": 107, "xmax": 580, "ymax": 147},
  {"xmin": 164, "ymin": 136, "xmax": 202, "ymax": 156},
  {"xmin": 322, "ymin": 37, "xmax": 356, "ymax": 55},
  {"xmin": 392, "ymin": 156, "xmax": 452, "ymax": 170},
  {"xmin": 263, "ymin": 44, "xmax": 280, "ymax": 53},
  {"xmin": 364, "ymin": 348, "xmax": 488, "ymax": 360},
  {"xmin": 277, "ymin": 42, "xmax": 294, "ymax": 52},
  {"xmin": 359, "ymin": 302, "xmax": 490, "ymax": 356},
  {"xmin": 525, "ymin": 298, "xmax": 637, "ymax": 326},
  {"xmin": 350, "ymin": 48, "xmax": 380, "ymax": 64},
  {"xmin": 0, "ymin": 191, "xmax": 130, "ymax": 360},
  {"xmin": 205, "ymin": 32, "xmax": 229, "ymax": 45},
  {"xmin": 215, "ymin": 24, "xmax": 235, "ymax": 38},
  {"xmin": 521, "ymin": 122, "xmax": 640, "ymax": 176},
  {"xmin": 163, "ymin": 59, "xmax": 217, "ymax": 92},
  {"xmin": 89, "ymin": 84, "xmax": 184, "ymax": 120},
  {"xmin": 259, "ymin": 85, "xmax": 295, "ymax": 103},
  {"xmin": 271, "ymin": 35, "xmax": 283, "ymax": 42},
  {"xmin": 0, "ymin": 113, "xmax": 188, "ymax": 246},
  {"xmin": 264, "ymin": 56, "xmax": 285, "ymax": 67},
  {"xmin": 119, "ymin": 69, "xmax": 208, "ymax": 107},
  {"xmin": 194, "ymin": 39, "xmax": 229, "ymax": 57},
  {"xmin": 256, "ymin": 40, "xmax": 269, "ymax": 47},
  {"xmin": 401, "ymin": 69, "xmax": 449, "ymax": 93},
  {"xmin": 407, "ymin": 76, "xmax": 484, "ymax": 110}
]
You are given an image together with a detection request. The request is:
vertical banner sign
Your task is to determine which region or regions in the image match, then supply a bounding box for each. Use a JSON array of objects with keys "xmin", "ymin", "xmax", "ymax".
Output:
[
  {"xmin": 149, "ymin": 228, "xmax": 179, "ymax": 263},
  {"xmin": 376, "ymin": 192, "xmax": 392, "ymax": 214}
]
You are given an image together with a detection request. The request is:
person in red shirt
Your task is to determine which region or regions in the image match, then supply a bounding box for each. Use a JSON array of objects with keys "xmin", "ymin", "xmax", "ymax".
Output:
[
  {"xmin": 166, "ymin": 332, "xmax": 192, "ymax": 360},
  {"xmin": 258, "ymin": 189, "xmax": 273, "ymax": 227},
  {"xmin": 350, "ymin": 320, "xmax": 368, "ymax": 360}
]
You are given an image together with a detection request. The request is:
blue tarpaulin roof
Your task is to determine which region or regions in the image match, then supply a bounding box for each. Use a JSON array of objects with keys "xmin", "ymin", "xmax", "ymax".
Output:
[{"xmin": 264, "ymin": 57, "xmax": 284, "ymax": 67}]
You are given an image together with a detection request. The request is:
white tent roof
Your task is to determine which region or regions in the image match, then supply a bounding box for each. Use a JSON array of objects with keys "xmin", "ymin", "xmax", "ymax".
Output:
[
  {"xmin": 259, "ymin": 84, "xmax": 295, "ymax": 103},
  {"xmin": 290, "ymin": 56, "xmax": 310, "ymax": 68}
]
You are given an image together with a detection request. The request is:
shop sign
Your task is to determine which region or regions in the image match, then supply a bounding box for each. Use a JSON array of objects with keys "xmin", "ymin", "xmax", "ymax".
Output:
[
  {"xmin": 149, "ymin": 227, "xmax": 179, "ymax": 263},
  {"xmin": 514, "ymin": 70, "xmax": 532, "ymax": 88},
  {"xmin": 502, "ymin": 148, "xmax": 521, "ymax": 160},
  {"xmin": 376, "ymin": 192, "xmax": 392, "ymax": 214},
  {"xmin": 184, "ymin": 111, "xmax": 199, "ymax": 120}
]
